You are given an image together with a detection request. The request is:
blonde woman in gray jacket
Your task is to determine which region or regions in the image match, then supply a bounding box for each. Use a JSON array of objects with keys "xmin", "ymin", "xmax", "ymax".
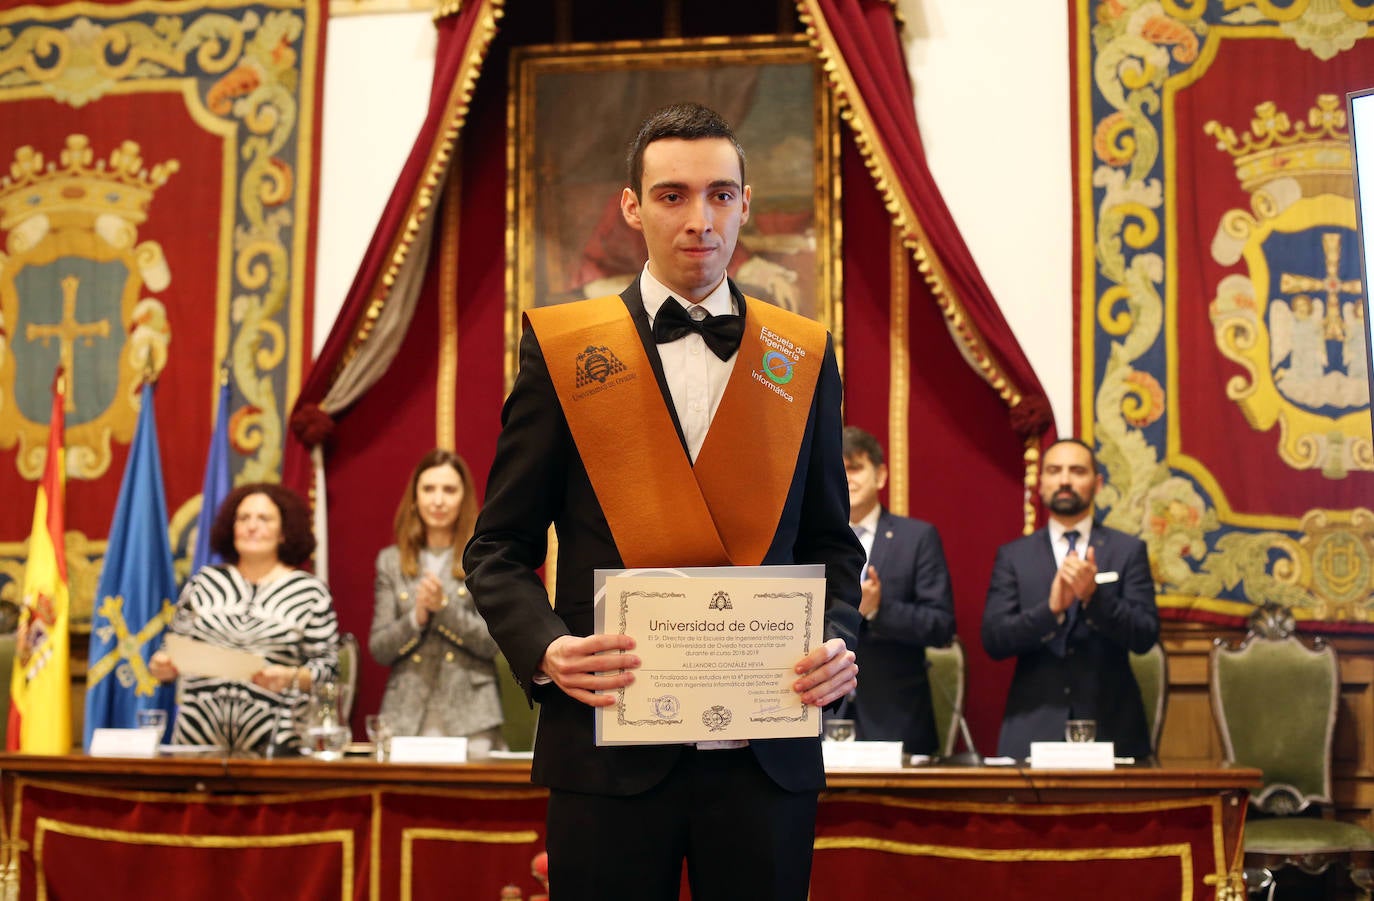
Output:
[{"xmin": 370, "ymin": 449, "xmax": 505, "ymax": 756}]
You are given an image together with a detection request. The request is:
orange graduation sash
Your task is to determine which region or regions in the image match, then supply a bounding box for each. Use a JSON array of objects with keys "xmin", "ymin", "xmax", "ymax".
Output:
[{"xmin": 525, "ymin": 294, "xmax": 827, "ymax": 568}]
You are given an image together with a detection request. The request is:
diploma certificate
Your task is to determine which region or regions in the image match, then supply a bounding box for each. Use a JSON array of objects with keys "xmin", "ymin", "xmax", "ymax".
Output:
[{"xmin": 593, "ymin": 567, "xmax": 825, "ymax": 745}]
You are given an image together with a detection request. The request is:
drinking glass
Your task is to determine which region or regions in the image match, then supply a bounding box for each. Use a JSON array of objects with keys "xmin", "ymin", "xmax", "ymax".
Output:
[
  {"xmin": 1065, "ymin": 719, "xmax": 1097, "ymax": 743},
  {"xmin": 365, "ymin": 714, "xmax": 394, "ymax": 762},
  {"xmin": 136, "ymin": 708, "xmax": 168, "ymax": 739},
  {"xmin": 823, "ymin": 718, "xmax": 856, "ymax": 742},
  {"xmin": 298, "ymin": 679, "xmax": 348, "ymax": 759}
]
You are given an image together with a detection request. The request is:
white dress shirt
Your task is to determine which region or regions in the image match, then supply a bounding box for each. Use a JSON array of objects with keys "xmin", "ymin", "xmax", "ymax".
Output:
[
  {"xmin": 639, "ymin": 266, "xmax": 737, "ymax": 462},
  {"xmin": 1048, "ymin": 516, "xmax": 1093, "ymax": 570},
  {"xmin": 850, "ymin": 505, "xmax": 881, "ymax": 578}
]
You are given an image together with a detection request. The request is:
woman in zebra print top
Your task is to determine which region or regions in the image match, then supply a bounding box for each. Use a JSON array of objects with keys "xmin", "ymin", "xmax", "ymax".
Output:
[{"xmin": 149, "ymin": 483, "xmax": 339, "ymax": 755}]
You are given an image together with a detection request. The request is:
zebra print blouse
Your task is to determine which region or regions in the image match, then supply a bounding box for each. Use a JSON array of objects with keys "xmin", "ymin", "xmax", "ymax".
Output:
[{"xmin": 168, "ymin": 565, "xmax": 339, "ymax": 755}]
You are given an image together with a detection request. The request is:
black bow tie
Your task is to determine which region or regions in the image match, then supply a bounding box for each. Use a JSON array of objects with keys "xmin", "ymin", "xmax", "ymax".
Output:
[{"xmin": 652, "ymin": 299, "xmax": 744, "ymax": 361}]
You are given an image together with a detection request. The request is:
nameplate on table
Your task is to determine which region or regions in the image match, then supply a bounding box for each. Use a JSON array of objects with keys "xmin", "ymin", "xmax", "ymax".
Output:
[
  {"xmin": 388, "ymin": 736, "xmax": 467, "ymax": 764},
  {"xmin": 89, "ymin": 727, "xmax": 160, "ymax": 758},
  {"xmin": 1029, "ymin": 741, "xmax": 1116, "ymax": 770},
  {"xmin": 821, "ymin": 741, "xmax": 904, "ymax": 769},
  {"xmin": 593, "ymin": 566, "xmax": 825, "ymax": 746}
]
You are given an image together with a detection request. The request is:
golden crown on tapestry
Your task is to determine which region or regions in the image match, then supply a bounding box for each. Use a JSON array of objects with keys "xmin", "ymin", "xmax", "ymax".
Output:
[
  {"xmin": 0, "ymin": 135, "xmax": 179, "ymax": 234},
  {"xmin": 0, "ymin": 135, "xmax": 178, "ymax": 482},
  {"xmin": 1205, "ymin": 94, "xmax": 1352, "ymax": 198}
]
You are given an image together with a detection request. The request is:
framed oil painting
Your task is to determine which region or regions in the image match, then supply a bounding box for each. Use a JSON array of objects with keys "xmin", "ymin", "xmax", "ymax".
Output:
[{"xmin": 506, "ymin": 36, "xmax": 841, "ymax": 386}]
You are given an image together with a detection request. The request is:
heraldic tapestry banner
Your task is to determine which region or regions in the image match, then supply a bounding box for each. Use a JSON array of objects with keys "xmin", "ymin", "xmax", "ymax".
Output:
[
  {"xmin": 0, "ymin": 0, "xmax": 323, "ymax": 622},
  {"xmin": 1072, "ymin": 1, "xmax": 1374, "ymax": 628}
]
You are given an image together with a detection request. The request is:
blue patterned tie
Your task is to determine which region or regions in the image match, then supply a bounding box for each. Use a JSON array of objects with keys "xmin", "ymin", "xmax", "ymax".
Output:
[{"xmin": 1051, "ymin": 532, "xmax": 1081, "ymax": 657}]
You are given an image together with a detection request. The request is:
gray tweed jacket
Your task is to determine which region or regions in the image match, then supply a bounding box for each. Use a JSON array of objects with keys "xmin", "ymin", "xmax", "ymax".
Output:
[{"xmin": 369, "ymin": 546, "xmax": 503, "ymax": 737}]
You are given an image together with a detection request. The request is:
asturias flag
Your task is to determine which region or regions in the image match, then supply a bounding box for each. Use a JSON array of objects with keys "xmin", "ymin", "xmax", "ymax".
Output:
[
  {"xmin": 83, "ymin": 382, "xmax": 179, "ymax": 748},
  {"xmin": 191, "ymin": 365, "xmax": 232, "ymax": 574},
  {"xmin": 8, "ymin": 370, "xmax": 72, "ymax": 753}
]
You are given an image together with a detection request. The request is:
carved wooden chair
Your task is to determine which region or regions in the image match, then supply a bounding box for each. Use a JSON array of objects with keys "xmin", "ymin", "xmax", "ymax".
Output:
[{"xmin": 1209, "ymin": 604, "xmax": 1374, "ymax": 898}]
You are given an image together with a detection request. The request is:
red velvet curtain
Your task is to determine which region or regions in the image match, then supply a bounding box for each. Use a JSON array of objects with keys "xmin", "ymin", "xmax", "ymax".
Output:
[
  {"xmin": 804, "ymin": 0, "xmax": 1055, "ymax": 439},
  {"xmin": 283, "ymin": 0, "xmax": 495, "ymax": 490}
]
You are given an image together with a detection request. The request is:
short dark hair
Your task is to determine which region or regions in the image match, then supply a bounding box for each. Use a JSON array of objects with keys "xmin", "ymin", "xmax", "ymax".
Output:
[
  {"xmin": 626, "ymin": 103, "xmax": 746, "ymax": 199},
  {"xmin": 1043, "ymin": 437, "xmax": 1099, "ymax": 474},
  {"xmin": 208, "ymin": 482, "xmax": 317, "ymax": 567},
  {"xmin": 842, "ymin": 426, "xmax": 885, "ymax": 467}
]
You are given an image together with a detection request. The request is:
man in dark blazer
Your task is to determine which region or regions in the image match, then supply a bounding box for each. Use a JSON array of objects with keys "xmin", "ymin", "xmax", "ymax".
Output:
[
  {"xmin": 842, "ymin": 427, "xmax": 955, "ymax": 754},
  {"xmin": 464, "ymin": 103, "xmax": 863, "ymax": 901},
  {"xmin": 981, "ymin": 438, "xmax": 1158, "ymax": 760}
]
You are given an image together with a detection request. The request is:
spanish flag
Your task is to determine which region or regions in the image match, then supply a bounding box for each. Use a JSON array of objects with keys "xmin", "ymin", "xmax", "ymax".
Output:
[{"xmin": 7, "ymin": 370, "xmax": 71, "ymax": 753}]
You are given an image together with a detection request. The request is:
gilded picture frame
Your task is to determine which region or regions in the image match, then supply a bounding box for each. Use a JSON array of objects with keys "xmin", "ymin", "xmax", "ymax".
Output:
[{"xmin": 506, "ymin": 36, "xmax": 842, "ymax": 389}]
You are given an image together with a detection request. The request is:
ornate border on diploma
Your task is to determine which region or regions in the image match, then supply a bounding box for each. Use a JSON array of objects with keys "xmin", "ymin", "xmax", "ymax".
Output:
[
  {"xmin": 748, "ymin": 590, "xmax": 815, "ymax": 725},
  {"xmin": 614, "ymin": 590, "xmax": 686, "ymax": 728}
]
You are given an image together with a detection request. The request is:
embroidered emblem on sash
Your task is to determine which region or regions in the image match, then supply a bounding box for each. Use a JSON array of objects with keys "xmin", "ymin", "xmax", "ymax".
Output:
[
  {"xmin": 574, "ymin": 345, "xmax": 626, "ymax": 387},
  {"xmin": 750, "ymin": 325, "xmax": 807, "ymax": 404},
  {"xmin": 761, "ymin": 351, "xmax": 794, "ymax": 385}
]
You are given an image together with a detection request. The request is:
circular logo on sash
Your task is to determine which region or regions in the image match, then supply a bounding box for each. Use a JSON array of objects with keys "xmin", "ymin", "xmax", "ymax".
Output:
[{"xmin": 761, "ymin": 351, "xmax": 794, "ymax": 385}]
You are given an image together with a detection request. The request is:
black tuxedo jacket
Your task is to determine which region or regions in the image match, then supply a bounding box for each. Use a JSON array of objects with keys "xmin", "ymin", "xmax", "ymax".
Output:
[
  {"xmin": 852, "ymin": 510, "xmax": 955, "ymax": 754},
  {"xmin": 464, "ymin": 280, "xmax": 864, "ymax": 796},
  {"xmin": 980, "ymin": 522, "xmax": 1158, "ymax": 760}
]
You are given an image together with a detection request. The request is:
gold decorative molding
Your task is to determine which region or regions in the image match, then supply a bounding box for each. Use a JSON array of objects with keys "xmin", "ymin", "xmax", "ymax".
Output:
[
  {"xmin": 436, "ymin": 151, "xmax": 462, "ymax": 450},
  {"xmin": 888, "ymin": 228, "xmax": 910, "ymax": 516},
  {"xmin": 329, "ymin": 0, "xmax": 435, "ymax": 17}
]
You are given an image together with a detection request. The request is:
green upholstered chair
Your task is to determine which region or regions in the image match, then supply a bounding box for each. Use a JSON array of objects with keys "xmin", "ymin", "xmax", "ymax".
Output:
[
  {"xmin": 1129, "ymin": 642, "xmax": 1168, "ymax": 759},
  {"xmin": 496, "ymin": 654, "xmax": 537, "ymax": 752},
  {"xmin": 336, "ymin": 632, "xmax": 359, "ymax": 724},
  {"xmin": 1209, "ymin": 604, "xmax": 1374, "ymax": 898},
  {"xmin": 927, "ymin": 636, "xmax": 966, "ymax": 760}
]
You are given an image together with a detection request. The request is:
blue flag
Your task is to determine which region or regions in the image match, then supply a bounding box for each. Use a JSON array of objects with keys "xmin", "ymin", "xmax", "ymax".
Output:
[
  {"xmin": 191, "ymin": 367, "xmax": 232, "ymax": 573},
  {"xmin": 83, "ymin": 383, "xmax": 178, "ymax": 748}
]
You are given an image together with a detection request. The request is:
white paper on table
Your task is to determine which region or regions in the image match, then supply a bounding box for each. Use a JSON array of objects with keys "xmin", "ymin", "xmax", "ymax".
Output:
[
  {"xmin": 388, "ymin": 736, "xmax": 468, "ymax": 764},
  {"xmin": 821, "ymin": 740, "xmax": 904, "ymax": 769},
  {"xmin": 164, "ymin": 633, "xmax": 266, "ymax": 681}
]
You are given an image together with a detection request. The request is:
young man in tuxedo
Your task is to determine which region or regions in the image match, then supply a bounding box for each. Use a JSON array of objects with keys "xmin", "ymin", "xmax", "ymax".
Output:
[
  {"xmin": 980, "ymin": 438, "xmax": 1158, "ymax": 760},
  {"xmin": 842, "ymin": 426, "xmax": 955, "ymax": 755},
  {"xmin": 464, "ymin": 103, "xmax": 863, "ymax": 901}
]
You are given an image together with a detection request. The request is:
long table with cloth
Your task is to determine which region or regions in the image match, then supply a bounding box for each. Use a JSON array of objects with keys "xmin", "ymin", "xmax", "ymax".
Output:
[{"xmin": 0, "ymin": 754, "xmax": 1256, "ymax": 900}]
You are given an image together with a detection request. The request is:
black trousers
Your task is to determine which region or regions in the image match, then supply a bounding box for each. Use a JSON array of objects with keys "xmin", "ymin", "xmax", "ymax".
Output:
[{"xmin": 545, "ymin": 747, "xmax": 818, "ymax": 900}]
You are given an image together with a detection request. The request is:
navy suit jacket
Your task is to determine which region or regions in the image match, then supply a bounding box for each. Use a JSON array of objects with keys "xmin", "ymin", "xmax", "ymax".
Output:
[
  {"xmin": 464, "ymin": 280, "xmax": 864, "ymax": 797},
  {"xmin": 852, "ymin": 511, "xmax": 955, "ymax": 754},
  {"xmin": 980, "ymin": 522, "xmax": 1158, "ymax": 760}
]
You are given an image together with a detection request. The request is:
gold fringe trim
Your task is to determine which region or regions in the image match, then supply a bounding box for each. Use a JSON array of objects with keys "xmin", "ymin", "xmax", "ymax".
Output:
[
  {"xmin": 795, "ymin": 0, "xmax": 1028, "ymax": 415},
  {"xmin": 888, "ymin": 228, "xmax": 910, "ymax": 516},
  {"xmin": 1023, "ymin": 437, "xmax": 1040, "ymax": 535},
  {"xmin": 335, "ymin": 0, "xmax": 504, "ymax": 378},
  {"xmin": 437, "ymin": 150, "xmax": 462, "ymax": 449},
  {"xmin": 433, "ymin": 0, "xmax": 461, "ymax": 19}
]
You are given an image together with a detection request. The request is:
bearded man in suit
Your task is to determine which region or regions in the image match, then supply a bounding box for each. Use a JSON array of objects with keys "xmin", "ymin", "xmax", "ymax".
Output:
[
  {"xmin": 464, "ymin": 103, "xmax": 863, "ymax": 901},
  {"xmin": 980, "ymin": 438, "xmax": 1158, "ymax": 760},
  {"xmin": 842, "ymin": 426, "xmax": 955, "ymax": 755}
]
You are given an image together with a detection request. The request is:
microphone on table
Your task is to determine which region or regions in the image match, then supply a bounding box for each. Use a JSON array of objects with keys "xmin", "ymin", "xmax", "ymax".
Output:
[{"xmin": 926, "ymin": 658, "xmax": 983, "ymax": 767}]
